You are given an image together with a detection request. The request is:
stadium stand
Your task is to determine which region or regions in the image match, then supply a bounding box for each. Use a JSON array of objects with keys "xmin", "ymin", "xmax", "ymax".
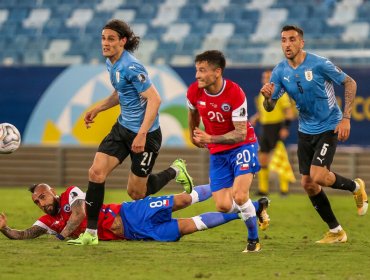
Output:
[{"xmin": 1, "ymin": 0, "xmax": 370, "ymax": 66}]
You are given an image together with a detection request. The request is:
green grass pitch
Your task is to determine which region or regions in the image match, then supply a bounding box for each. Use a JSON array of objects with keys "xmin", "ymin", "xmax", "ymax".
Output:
[{"xmin": 0, "ymin": 187, "xmax": 369, "ymax": 280}]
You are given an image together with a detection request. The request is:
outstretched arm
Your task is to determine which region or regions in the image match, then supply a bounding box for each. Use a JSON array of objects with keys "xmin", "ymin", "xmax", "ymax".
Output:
[
  {"xmin": 84, "ymin": 90, "xmax": 119, "ymax": 128},
  {"xmin": 58, "ymin": 199, "xmax": 86, "ymax": 239},
  {"xmin": 0, "ymin": 213, "xmax": 47, "ymax": 239}
]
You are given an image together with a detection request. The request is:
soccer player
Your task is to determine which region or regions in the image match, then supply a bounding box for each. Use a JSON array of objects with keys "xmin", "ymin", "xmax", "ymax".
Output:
[
  {"xmin": 0, "ymin": 183, "xmax": 270, "ymax": 244},
  {"xmin": 260, "ymin": 25, "xmax": 368, "ymax": 243},
  {"xmin": 187, "ymin": 50, "xmax": 264, "ymax": 252},
  {"xmin": 250, "ymin": 69, "xmax": 296, "ymax": 196},
  {"xmin": 71, "ymin": 19, "xmax": 194, "ymax": 245}
]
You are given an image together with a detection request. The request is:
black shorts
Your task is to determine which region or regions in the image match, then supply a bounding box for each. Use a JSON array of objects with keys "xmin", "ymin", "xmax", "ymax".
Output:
[
  {"xmin": 259, "ymin": 123, "xmax": 283, "ymax": 153},
  {"xmin": 297, "ymin": 130, "xmax": 338, "ymax": 175},
  {"xmin": 98, "ymin": 122, "xmax": 162, "ymax": 177}
]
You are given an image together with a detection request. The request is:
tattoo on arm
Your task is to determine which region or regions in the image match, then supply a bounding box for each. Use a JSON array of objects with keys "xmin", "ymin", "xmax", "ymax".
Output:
[
  {"xmin": 210, "ymin": 121, "xmax": 247, "ymax": 144},
  {"xmin": 60, "ymin": 199, "xmax": 86, "ymax": 238},
  {"xmin": 0, "ymin": 225, "xmax": 47, "ymax": 240},
  {"xmin": 263, "ymin": 98, "xmax": 276, "ymax": 112},
  {"xmin": 342, "ymin": 76, "xmax": 357, "ymax": 118}
]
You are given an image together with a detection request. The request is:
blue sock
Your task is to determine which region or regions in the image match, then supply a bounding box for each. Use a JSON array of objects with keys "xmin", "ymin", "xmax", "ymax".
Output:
[
  {"xmin": 199, "ymin": 212, "xmax": 239, "ymax": 228},
  {"xmin": 252, "ymin": 200, "xmax": 259, "ymax": 212},
  {"xmin": 194, "ymin": 184, "xmax": 212, "ymax": 202},
  {"xmin": 244, "ymin": 216, "xmax": 258, "ymax": 240}
]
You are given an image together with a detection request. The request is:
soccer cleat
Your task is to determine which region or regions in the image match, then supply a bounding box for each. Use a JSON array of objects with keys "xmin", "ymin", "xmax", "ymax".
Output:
[
  {"xmin": 66, "ymin": 232, "xmax": 99, "ymax": 246},
  {"xmin": 256, "ymin": 197, "xmax": 270, "ymax": 231},
  {"xmin": 353, "ymin": 178, "xmax": 368, "ymax": 216},
  {"xmin": 315, "ymin": 230, "xmax": 347, "ymax": 244},
  {"xmin": 242, "ymin": 239, "xmax": 261, "ymax": 253},
  {"xmin": 172, "ymin": 159, "xmax": 194, "ymax": 194}
]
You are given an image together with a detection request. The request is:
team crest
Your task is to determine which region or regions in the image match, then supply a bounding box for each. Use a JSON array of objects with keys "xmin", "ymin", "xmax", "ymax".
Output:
[
  {"xmin": 304, "ymin": 70, "xmax": 313, "ymax": 81},
  {"xmin": 221, "ymin": 103, "xmax": 231, "ymax": 112},
  {"xmin": 63, "ymin": 204, "xmax": 71, "ymax": 212},
  {"xmin": 115, "ymin": 71, "xmax": 120, "ymax": 82},
  {"xmin": 138, "ymin": 73, "xmax": 147, "ymax": 83}
]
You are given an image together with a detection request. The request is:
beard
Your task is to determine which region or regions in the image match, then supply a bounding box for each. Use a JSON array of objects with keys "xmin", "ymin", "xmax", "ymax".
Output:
[{"xmin": 45, "ymin": 199, "xmax": 60, "ymax": 216}]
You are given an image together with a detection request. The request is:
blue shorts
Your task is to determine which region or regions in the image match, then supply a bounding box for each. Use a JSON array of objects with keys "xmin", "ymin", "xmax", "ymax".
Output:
[
  {"xmin": 209, "ymin": 143, "xmax": 261, "ymax": 192},
  {"xmin": 120, "ymin": 195, "xmax": 181, "ymax": 242}
]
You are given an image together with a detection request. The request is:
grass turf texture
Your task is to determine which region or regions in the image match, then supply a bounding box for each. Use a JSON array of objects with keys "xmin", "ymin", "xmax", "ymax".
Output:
[{"xmin": 0, "ymin": 187, "xmax": 369, "ymax": 280}]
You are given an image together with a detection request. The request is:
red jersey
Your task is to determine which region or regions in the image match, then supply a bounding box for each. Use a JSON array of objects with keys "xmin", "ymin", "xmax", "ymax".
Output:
[
  {"xmin": 34, "ymin": 186, "xmax": 124, "ymax": 241},
  {"xmin": 187, "ymin": 79, "xmax": 257, "ymax": 154}
]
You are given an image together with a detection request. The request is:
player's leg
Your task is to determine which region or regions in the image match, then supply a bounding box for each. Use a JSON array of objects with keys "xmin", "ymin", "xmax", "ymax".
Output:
[
  {"xmin": 172, "ymin": 184, "xmax": 212, "ymax": 212},
  {"xmin": 298, "ymin": 131, "xmax": 346, "ymax": 243},
  {"xmin": 310, "ymin": 131, "xmax": 368, "ymax": 216},
  {"xmin": 177, "ymin": 212, "xmax": 240, "ymax": 236},
  {"xmin": 232, "ymin": 173, "xmax": 261, "ymax": 252},
  {"xmin": 67, "ymin": 152, "xmax": 119, "ymax": 246}
]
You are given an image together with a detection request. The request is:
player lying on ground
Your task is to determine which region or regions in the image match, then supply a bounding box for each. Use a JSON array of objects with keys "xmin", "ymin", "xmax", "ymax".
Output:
[{"xmin": 0, "ymin": 183, "xmax": 270, "ymax": 246}]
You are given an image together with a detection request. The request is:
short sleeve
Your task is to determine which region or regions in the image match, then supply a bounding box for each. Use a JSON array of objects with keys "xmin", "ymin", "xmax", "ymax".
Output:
[{"xmin": 125, "ymin": 62, "xmax": 152, "ymax": 93}]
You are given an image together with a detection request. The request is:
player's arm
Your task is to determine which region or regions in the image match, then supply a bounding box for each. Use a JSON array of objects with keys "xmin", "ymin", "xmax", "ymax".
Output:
[
  {"xmin": 188, "ymin": 108, "xmax": 203, "ymax": 148},
  {"xmin": 262, "ymin": 89, "xmax": 277, "ymax": 112},
  {"xmin": 137, "ymin": 85, "xmax": 161, "ymax": 135},
  {"xmin": 58, "ymin": 199, "xmax": 86, "ymax": 239},
  {"xmin": 0, "ymin": 213, "xmax": 47, "ymax": 239},
  {"xmin": 342, "ymin": 75, "xmax": 357, "ymax": 119},
  {"xmin": 84, "ymin": 90, "xmax": 119, "ymax": 128},
  {"xmin": 208, "ymin": 121, "xmax": 247, "ymax": 144},
  {"xmin": 131, "ymin": 85, "xmax": 161, "ymax": 153}
]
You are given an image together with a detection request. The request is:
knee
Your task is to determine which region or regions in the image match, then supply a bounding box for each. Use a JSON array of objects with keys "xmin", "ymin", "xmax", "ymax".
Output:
[
  {"xmin": 233, "ymin": 193, "xmax": 247, "ymax": 206},
  {"xmin": 215, "ymin": 202, "xmax": 232, "ymax": 213},
  {"xmin": 88, "ymin": 166, "xmax": 106, "ymax": 183},
  {"xmin": 301, "ymin": 177, "xmax": 320, "ymax": 195}
]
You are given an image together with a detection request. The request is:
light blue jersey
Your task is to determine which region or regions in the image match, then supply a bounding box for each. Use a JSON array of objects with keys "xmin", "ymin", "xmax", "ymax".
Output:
[
  {"xmin": 271, "ymin": 52, "xmax": 346, "ymax": 134},
  {"xmin": 106, "ymin": 51, "xmax": 160, "ymax": 133}
]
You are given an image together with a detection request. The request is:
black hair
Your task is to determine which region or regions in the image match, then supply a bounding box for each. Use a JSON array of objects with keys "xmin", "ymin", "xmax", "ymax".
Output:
[
  {"xmin": 103, "ymin": 19, "xmax": 140, "ymax": 52},
  {"xmin": 29, "ymin": 183, "xmax": 39, "ymax": 193},
  {"xmin": 195, "ymin": 50, "xmax": 226, "ymax": 73},
  {"xmin": 281, "ymin": 25, "xmax": 304, "ymax": 38}
]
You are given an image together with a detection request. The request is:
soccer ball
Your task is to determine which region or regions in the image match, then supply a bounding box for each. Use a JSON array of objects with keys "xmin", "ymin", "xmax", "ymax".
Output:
[{"xmin": 0, "ymin": 123, "xmax": 21, "ymax": 154}]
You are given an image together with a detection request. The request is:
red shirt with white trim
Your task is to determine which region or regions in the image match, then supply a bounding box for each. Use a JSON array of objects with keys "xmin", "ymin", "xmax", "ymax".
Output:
[
  {"xmin": 34, "ymin": 186, "xmax": 124, "ymax": 241},
  {"xmin": 187, "ymin": 79, "xmax": 257, "ymax": 154}
]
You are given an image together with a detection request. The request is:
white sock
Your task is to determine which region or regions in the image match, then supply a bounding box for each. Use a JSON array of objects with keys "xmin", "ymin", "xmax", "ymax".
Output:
[
  {"xmin": 227, "ymin": 200, "xmax": 239, "ymax": 213},
  {"xmin": 171, "ymin": 166, "xmax": 179, "ymax": 177},
  {"xmin": 353, "ymin": 181, "xmax": 360, "ymax": 193},
  {"xmin": 329, "ymin": 225, "xmax": 343, "ymax": 233},
  {"xmin": 190, "ymin": 190, "xmax": 199, "ymax": 204},
  {"xmin": 237, "ymin": 199, "xmax": 256, "ymax": 221},
  {"xmin": 86, "ymin": 228, "xmax": 97, "ymax": 236}
]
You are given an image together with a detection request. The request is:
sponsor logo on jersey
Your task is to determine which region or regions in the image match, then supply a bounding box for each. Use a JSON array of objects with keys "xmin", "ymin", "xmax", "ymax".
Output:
[
  {"xmin": 221, "ymin": 103, "xmax": 231, "ymax": 112},
  {"xmin": 115, "ymin": 71, "xmax": 120, "ymax": 83},
  {"xmin": 64, "ymin": 204, "xmax": 71, "ymax": 212},
  {"xmin": 305, "ymin": 70, "xmax": 313, "ymax": 81}
]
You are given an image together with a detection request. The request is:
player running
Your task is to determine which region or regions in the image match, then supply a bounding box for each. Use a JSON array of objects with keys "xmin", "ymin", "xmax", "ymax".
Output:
[
  {"xmin": 260, "ymin": 25, "xmax": 368, "ymax": 243},
  {"xmin": 187, "ymin": 50, "xmax": 263, "ymax": 252}
]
